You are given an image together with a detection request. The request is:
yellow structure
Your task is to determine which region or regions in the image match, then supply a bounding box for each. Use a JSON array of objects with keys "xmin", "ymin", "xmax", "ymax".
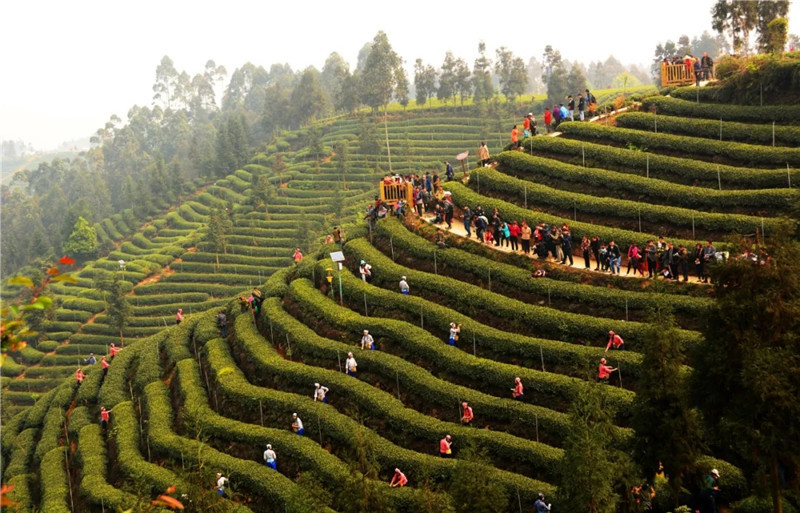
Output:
[
  {"xmin": 379, "ymin": 181, "xmax": 413, "ymax": 206},
  {"xmin": 660, "ymin": 62, "xmax": 696, "ymax": 88}
]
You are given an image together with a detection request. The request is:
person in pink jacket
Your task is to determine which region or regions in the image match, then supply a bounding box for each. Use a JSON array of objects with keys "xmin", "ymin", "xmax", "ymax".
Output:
[{"xmin": 606, "ymin": 331, "xmax": 626, "ymax": 352}]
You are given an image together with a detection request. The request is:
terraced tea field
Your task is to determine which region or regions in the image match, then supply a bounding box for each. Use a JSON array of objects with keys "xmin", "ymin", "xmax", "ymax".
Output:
[{"xmin": 1, "ymin": 88, "xmax": 797, "ymax": 511}]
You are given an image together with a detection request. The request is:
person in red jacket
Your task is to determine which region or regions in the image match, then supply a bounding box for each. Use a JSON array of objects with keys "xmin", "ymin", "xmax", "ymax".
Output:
[
  {"xmin": 605, "ymin": 331, "xmax": 626, "ymax": 352},
  {"xmin": 390, "ymin": 468, "xmax": 408, "ymax": 487},
  {"xmin": 439, "ymin": 435, "xmax": 453, "ymax": 457},
  {"xmin": 461, "ymin": 402, "xmax": 474, "ymax": 425},
  {"xmin": 76, "ymin": 367, "xmax": 85, "ymax": 384},
  {"xmin": 544, "ymin": 109, "xmax": 553, "ymax": 133},
  {"xmin": 598, "ymin": 358, "xmax": 618, "ymax": 381},
  {"xmin": 100, "ymin": 406, "xmax": 113, "ymax": 431},
  {"xmin": 508, "ymin": 221, "xmax": 521, "ymax": 252},
  {"xmin": 109, "ymin": 343, "xmax": 121, "ymax": 358},
  {"xmin": 101, "ymin": 355, "xmax": 110, "ymax": 378},
  {"xmin": 511, "ymin": 377, "xmax": 524, "ymax": 400}
]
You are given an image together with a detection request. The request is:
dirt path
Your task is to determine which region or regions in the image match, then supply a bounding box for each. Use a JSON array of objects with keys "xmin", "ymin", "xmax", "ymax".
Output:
[{"xmin": 421, "ymin": 213, "xmax": 707, "ymax": 284}]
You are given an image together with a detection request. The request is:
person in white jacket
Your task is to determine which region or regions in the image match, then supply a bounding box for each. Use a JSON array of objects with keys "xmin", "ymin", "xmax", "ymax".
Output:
[
  {"xmin": 313, "ymin": 383, "xmax": 329, "ymax": 403},
  {"xmin": 345, "ymin": 352, "xmax": 358, "ymax": 377},
  {"xmin": 292, "ymin": 413, "xmax": 304, "ymax": 436},
  {"xmin": 361, "ymin": 330, "xmax": 374, "ymax": 350}
]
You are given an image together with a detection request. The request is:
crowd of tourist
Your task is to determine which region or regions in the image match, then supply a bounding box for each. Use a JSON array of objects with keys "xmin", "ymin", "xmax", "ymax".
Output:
[{"xmin": 662, "ymin": 52, "xmax": 714, "ymax": 84}]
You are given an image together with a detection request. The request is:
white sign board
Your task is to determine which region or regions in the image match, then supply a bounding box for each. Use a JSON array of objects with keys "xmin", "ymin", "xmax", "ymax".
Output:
[{"xmin": 330, "ymin": 251, "xmax": 345, "ymax": 262}]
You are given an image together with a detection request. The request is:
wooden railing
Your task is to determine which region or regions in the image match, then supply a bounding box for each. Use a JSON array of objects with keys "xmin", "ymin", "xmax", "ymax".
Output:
[
  {"xmin": 380, "ymin": 181, "xmax": 413, "ymax": 205},
  {"xmin": 661, "ymin": 63, "xmax": 696, "ymax": 88}
]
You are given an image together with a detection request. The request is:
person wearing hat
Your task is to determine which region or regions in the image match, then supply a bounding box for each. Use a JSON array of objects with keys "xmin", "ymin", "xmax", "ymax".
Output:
[
  {"xmin": 598, "ymin": 358, "xmax": 618, "ymax": 382},
  {"xmin": 399, "ymin": 276, "xmax": 409, "ymax": 295},
  {"xmin": 448, "ymin": 322, "xmax": 460, "ymax": 346},
  {"xmin": 606, "ymin": 331, "xmax": 626, "ymax": 352},
  {"xmin": 361, "ymin": 330, "xmax": 374, "ymax": 350},
  {"xmin": 313, "ymin": 383, "xmax": 329, "ymax": 403},
  {"xmin": 263, "ymin": 444, "xmax": 277, "ymax": 470},
  {"xmin": 76, "ymin": 367, "xmax": 85, "ymax": 385},
  {"xmin": 534, "ymin": 492, "xmax": 552, "ymax": 512},
  {"xmin": 84, "ymin": 352, "xmax": 96, "ymax": 365},
  {"xmin": 445, "ymin": 161, "xmax": 454, "ymax": 182},
  {"xmin": 345, "ymin": 352, "xmax": 358, "ymax": 377},
  {"xmin": 702, "ymin": 469, "xmax": 721, "ymax": 513},
  {"xmin": 176, "ymin": 308, "xmax": 183, "ymax": 325},
  {"xmin": 460, "ymin": 402, "xmax": 474, "ymax": 426},
  {"xmin": 359, "ymin": 260, "xmax": 372, "ymax": 282},
  {"xmin": 439, "ymin": 435, "xmax": 453, "ymax": 457},
  {"xmin": 215, "ymin": 473, "xmax": 229, "ymax": 496},
  {"xmin": 523, "ymin": 114, "xmax": 532, "ymax": 138},
  {"xmin": 389, "ymin": 467, "xmax": 408, "ymax": 487},
  {"xmin": 291, "ymin": 413, "xmax": 304, "ymax": 436},
  {"xmin": 511, "ymin": 377, "xmax": 524, "ymax": 400},
  {"xmin": 100, "ymin": 406, "xmax": 113, "ymax": 431}
]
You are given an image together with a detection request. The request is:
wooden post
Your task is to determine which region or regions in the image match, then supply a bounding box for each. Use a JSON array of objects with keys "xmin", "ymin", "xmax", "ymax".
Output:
[
  {"xmin": 472, "ymin": 332, "xmax": 476, "ymax": 356},
  {"xmin": 692, "ymin": 215, "xmax": 696, "ymax": 240},
  {"xmin": 390, "ymin": 236, "xmax": 395, "ymax": 261},
  {"xmin": 773, "ymin": 122, "xmax": 776, "ymax": 147},
  {"xmin": 363, "ymin": 292, "xmax": 368, "ymax": 317},
  {"xmin": 434, "ymin": 251, "xmax": 437, "ymax": 275},
  {"xmin": 337, "ymin": 351, "xmax": 342, "ymax": 373},
  {"xmin": 396, "ymin": 370, "xmax": 401, "ymax": 400},
  {"xmin": 582, "ymin": 143, "xmax": 585, "ymax": 167},
  {"xmin": 646, "ymin": 154, "xmax": 649, "ymax": 178},
  {"xmin": 523, "ymin": 185, "xmax": 527, "ymax": 209},
  {"xmin": 717, "ymin": 166, "xmax": 722, "ymax": 191},
  {"xmin": 539, "ymin": 345, "xmax": 545, "ymax": 372},
  {"xmin": 788, "ymin": 164, "xmax": 792, "ymax": 188}
]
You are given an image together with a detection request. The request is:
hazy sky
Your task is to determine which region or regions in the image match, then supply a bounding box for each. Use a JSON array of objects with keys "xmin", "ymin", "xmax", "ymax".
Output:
[{"xmin": 1, "ymin": 0, "xmax": 791, "ymax": 150}]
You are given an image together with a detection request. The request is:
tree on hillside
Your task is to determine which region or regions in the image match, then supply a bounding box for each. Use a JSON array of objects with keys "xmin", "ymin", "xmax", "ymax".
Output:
[
  {"xmin": 438, "ymin": 52, "xmax": 457, "ymax": 105},
  {"xmin": 472, "ymin": 41, "xmax": 493, "ymax": 103},
  {"xmin": 494, "ymin": 47, "xmax": 528, "ymax": 103},
  {"xmin": 395, "ymin": 71, "xmax": 409, "ymax": 109},
  {"xmin": 152, "ymin": 55, "xmax": 180, "ymax": 109},
  {"xmin": 307, "ymin": 125, "xmax": 324, "ymax": 168},
  {"xmin": 94, "ymin": 270, "xmax": 131, "ymax": 345},
  {"xmin": 250, "ymin": 174, "xmax": 276, "ymax": 220},
  {"xmin": 526, "ymin": 57, "xmax": 545, "ymax": 94},
  {"xmin": 321, "ymin": 52, "xmax": 350, "ymax": 114},
  {"xmin": 712, "ymin": 0, "xmax": 759, "ymax": 54},
  {"xmin": 272, "ymin": 152, "xmax": 288, "ymax": 189},
  {"xmin": 414, "ymin": 59, "xmax": 438, "ymax": 108},
  {"xmin": 453, "ymin": 57, "xmax": 472, "ymax": 105},
  {"xmin": 558, "ymin": 382, "xmax": 620, "ymax": 513},
  {"xmin": 691, "ymin": 236, "xmax": 800, "ymax": 513},
  {"xmin": 206, "ymin": 207, "xmax": 233, "ymax": 270},
  {"xmin": 449, "ymin": 444, "xmax": 509, "ymax": 513},
  {"xmin": 756, "ymin": 1, "xmax": 790, "ymax": 52},
  {"xmin": 333, "ymin": 139, "xmax": 351, "ymax": 190},
  {"xmin": 542, "ymin": 45, "xmax": 570, "ymax": 103},
  {"xmin": 764, "ymin": 17, "xmax": 789, "ymax": 54},
  {"xmin": 63, "ymin": 216, "xmax": 98, "ymax": 261},
  {"xmin": 290, "ymin": 68, "xmax": 327, "ymax": 129},
  {"xmin": 632, "ymin": 309, "xmax": 701, "ymax": 507},
  {"xmin": 566, "ymin": 64, "xmax": 588, "ymax": 99},
  {"xmin": 339, "ymin": 71, "xmax": 362, "ymax": 114},
  {"xmin": 691, "ymin": 31, "xmax": 721, "ymax": 58},
  {"xmin": 358, "ymin": 114, "xmax": 381, "ymax": 169},
  {"xmin": 611, "ymin": 72, "xmax": 642, "ymax": 94},
  {"xmin": 360, "ymin": 31, "xmax": 406, "ymax": 173},
  {"xmin": 263, "ymin": 82, "xmax": 291, "ymax": 136}
]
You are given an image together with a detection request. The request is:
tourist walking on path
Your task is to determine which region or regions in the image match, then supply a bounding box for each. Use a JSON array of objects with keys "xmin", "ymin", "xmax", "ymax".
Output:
[
  {"xmin": 361, "ymin": 330, "xmax": 374, "ymax": 350},
  {"xmin": 511, "ymin": 125, "xmax": 521, "ymax": 150},
  {"xmin": 582, "ymin": 236, "xmax": 591, "ymax": 268},
  {"xmin": 462, "ymin": 206, "xmax": 472, "ymax": 238},
  {"xmin": 694, "ymin": 243, "xmax": 705, "ymax": 283},
  {"xmin": 512, "ymin": 377, "xmax": 524, "ymax": 400},
  {"xmin": 701, "ymin": 241, "xmax": 716, "ymax": 283},
  {"xmin": 399, "ymin": 276, "xmax": 409, "ymax": 295},
  {"xmin": 646, "ymin": 240, "xmax": 658, "ymax": 278},
  {"xmin": 627, "ymin": 243, "xmax": 641, "ymax": 276},
  {"xmin": 461, "ymin": 402, "xmax": 474, "ymax": 426},
  {"xmin": 292, "ymin": 413, "xmax": 305, "ymax": 436},
  {"xmin": 345, "ymin": 352, "xmax": 358, "ymax": 377},
  {"xmin": 313, "ymin": 383, "xmax": 329, "ymax": 403},
  {"xmin": 606, "ymin": 331, "xmax": 626, "ymax": 352},
  {"xmin": 439, "ymin": 435, "xmax": 453, "ymax": 457},
  {"xmin": 607, "ymin": 241, "xmax": 621, "ymax": 274},
  {"xmin": 508, "ymin": 221, "xmax": 520, "ymax": 252},
  {"xmin": 544, "ymin": 108, "xmax": 552, "ymax": 133},
  {"xmin": 561, "ymin": 228, "xmax": 574, "ymax": 265},
  {"xmin": 521, "ymin": 221, "xmax": 532, "ymax": 255},
  {"xmin": 591, "ymin": 236, "xmax": 601, "ymax": 270},
  {"xmin": 176, "ymin": 308, "xmax": 183, "ymax": 325},
  {"xmin": 390, "ymin": 468, "xmax": 408, "ymax": 487},
  {"xmin": 263, "ymin": 444, "xmax": 277, "ymax": 470},
  {"xmin": 701, "ymin": 468, "xmax": 721, "ymax": 513}
]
